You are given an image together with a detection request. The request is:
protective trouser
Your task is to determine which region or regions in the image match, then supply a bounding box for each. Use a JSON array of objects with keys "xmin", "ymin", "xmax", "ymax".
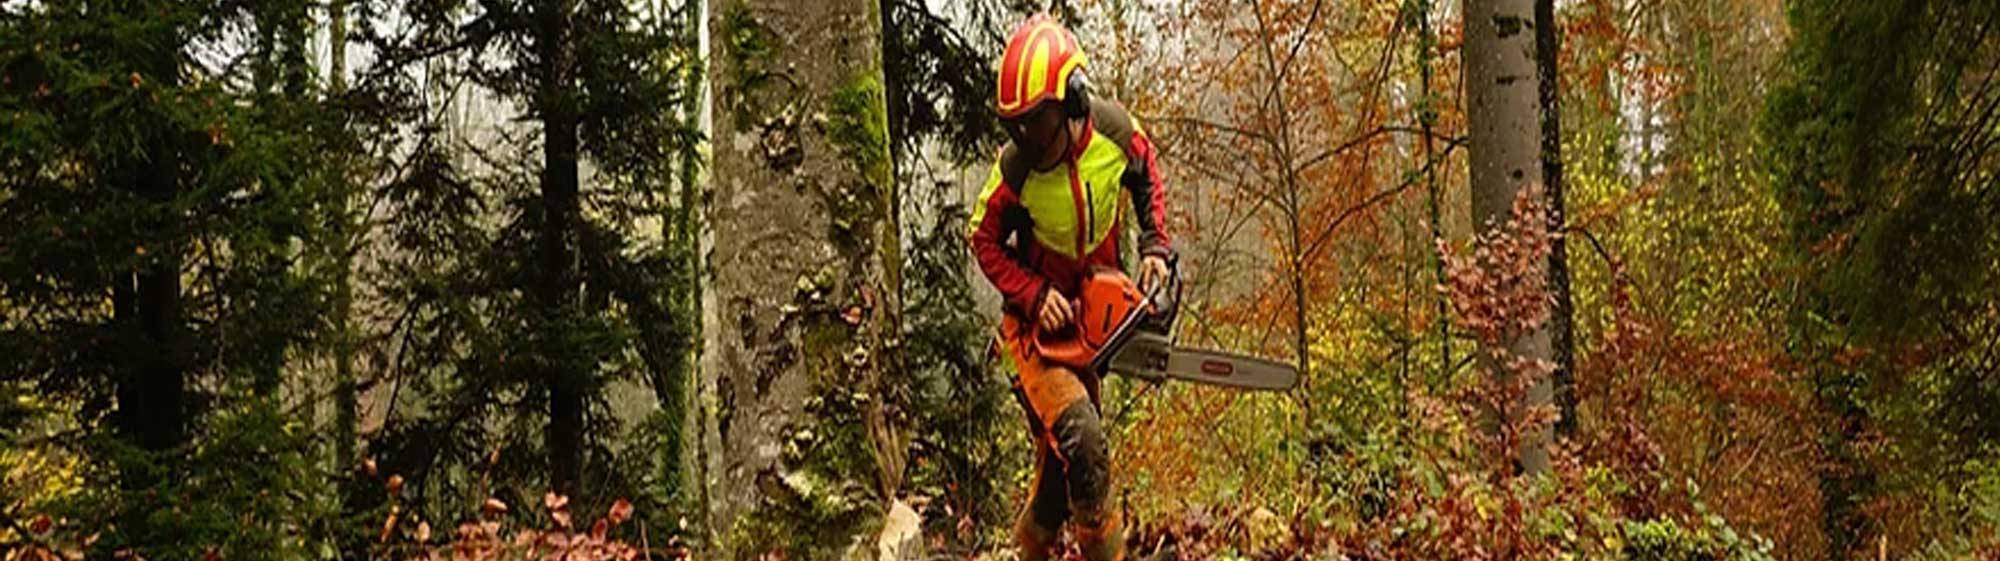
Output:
[{"xmin": 1001, "ymin": 314, "xmax": 1123, "ymax": 561}]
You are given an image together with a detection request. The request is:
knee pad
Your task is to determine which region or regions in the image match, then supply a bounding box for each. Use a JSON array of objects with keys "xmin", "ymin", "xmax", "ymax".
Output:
[{"xmin": 1050, "ymin": 401, "xmax": 1110, "ymax": 513}]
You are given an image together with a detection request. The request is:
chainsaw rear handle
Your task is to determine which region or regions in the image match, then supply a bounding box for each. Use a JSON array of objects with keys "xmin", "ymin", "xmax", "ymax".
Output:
[{"xmin": 1139, "ymin": 252, "xmax": 1182, "ymax": 332}]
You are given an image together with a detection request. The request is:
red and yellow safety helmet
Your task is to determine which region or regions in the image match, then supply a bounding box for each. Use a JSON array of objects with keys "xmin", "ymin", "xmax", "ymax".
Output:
[{"xmin": 995, "ymin": 14, "xmax": 1087, "ymax": 119}]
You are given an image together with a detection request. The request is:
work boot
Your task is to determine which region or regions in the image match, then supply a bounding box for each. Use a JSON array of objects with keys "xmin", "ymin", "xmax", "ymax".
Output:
[
  {"xmin": 1013, "ymin": 513, "xmax": 1059, "ymax": 561},
  {"xmin": 1016, "ymin": 436, "xmax": 1069, "ymax": 561},
  {"xmin": 1073, "ymin": 507, "xmax": 1125, "ymax": 561},
  {"xmin": 1051, "ymin": 401, "xmax": 1119, "ymax": 561}
]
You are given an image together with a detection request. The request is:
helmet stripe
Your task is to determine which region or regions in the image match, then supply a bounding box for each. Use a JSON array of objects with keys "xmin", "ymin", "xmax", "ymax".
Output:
[
  {"xmin": 1051, "ymin": 30, "xmax": 1074, "ymax": 97},
  {"xmin": 1023, "ymin": 28, "xmax": 1054, "ymax": 106},
  {"xmin": 998, "ymin": 38, "xmax": 1025, "ymax": 111}
]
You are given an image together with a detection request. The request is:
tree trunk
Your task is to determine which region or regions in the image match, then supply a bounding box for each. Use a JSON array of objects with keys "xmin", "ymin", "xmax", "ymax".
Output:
[
  {"xmin": 328, "ymin": 0, "xmax": 359, "ymax": 475},
  {"xmin": 627, "ymin": 0, "xmax": 707, "ymax": 500},
  {"xmin": 110, "ymin": 24, "xmax": 190, "ymax": 538},
  {"xmin": 1464, "ymin": 0, "xmax": 1553, "ymax": 474},
  {"xmin": 278, "ymin": 0, "xmax": 308, "ymax": 99},
  {"xmin": 116, "ymin": 9, "xmax": 189, "ymax": 474},
  {"xmin": 702, "ymin": 0, "xmax": 906, "ymax": 551},
  {"xmin": 536, "ymin": 0, "xmax": 585, "ymax": 498},
  {"xmin": 248, "ymin": 0, "xmax": 312, "ymax": 397},
  {"xmin": 1533, "ymin": 0, "xmax": 1577, "ymax": 438},
  {"xmin": 676, "ymin": 0, "xmax": 705, "ymax": 505},
  {"xmin": 646, "ymin": 0, "xmax": 705, "ymax": 506},
  {"xmin": 122, "ymin": 251, "xmax": 188, "ymax": 458},
  {"xmin": 1418, "ymin": 0, "xmax": 1449, "ymax": 388},
  {"xmin": 876, "ymin": 0, "xmax": 904, "ymax": 167},
  {"xmin": 330, "ymin": 0, "xmax": 347, "ymax": 95}
]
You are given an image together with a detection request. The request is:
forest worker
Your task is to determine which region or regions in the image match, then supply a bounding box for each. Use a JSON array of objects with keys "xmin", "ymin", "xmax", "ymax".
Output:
[{"xmin": 967, "ymin": 13, "xmax": 1174, "ymax": 561}]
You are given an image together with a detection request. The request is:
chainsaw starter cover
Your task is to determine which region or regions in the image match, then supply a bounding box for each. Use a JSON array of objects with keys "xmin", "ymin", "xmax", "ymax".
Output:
[{"xmin": 1036, "ymin": 269, "xmax": 1145, "ymax": 369}]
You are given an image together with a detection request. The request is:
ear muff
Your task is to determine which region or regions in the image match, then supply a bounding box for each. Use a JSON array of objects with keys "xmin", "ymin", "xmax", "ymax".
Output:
[{"xmin": 1064, "ymin": 69, "xmax": 1092, "ymax": 119}]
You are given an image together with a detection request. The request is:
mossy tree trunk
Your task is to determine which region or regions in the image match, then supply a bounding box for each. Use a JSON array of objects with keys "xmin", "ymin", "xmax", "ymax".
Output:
[
  {"xmin": 648, "ymin": 0, "xmax": 705, "ymax": 508},
  {"xmin": 701, "ymin": 0, "xmax": 907, "ymax": 556},
  {"xmin": 327, "ymin": 0, "xmax": 360, "ymax": 482}
]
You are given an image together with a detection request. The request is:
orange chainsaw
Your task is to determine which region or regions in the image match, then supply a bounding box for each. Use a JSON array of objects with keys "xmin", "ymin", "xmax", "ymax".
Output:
[{"xmin": 1034, "ymin": 266, "xmax": 1298, "ymax": 391}]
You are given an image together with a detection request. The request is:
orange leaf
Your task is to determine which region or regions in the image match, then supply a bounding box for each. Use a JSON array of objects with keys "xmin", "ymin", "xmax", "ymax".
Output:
[
  {"xmin": 607, "ymin": 498, "xmax": 633, "ymax": 525},
  {"xmin": 379, "ymin": 506, "xmax": 399, "ymax": 543},
  {"xmin": 482, "ymin": 497, "xmax": 510, "ymax": 516}
]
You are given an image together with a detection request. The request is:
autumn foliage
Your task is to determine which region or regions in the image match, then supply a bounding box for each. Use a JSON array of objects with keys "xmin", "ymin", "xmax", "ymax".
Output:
[
  {"xmin": 4, "ymin": 0, "xmax": 1999, "ymax": 559},
  {"xmin": 6, "ymin": 462, "xmax": 683, "ymax": 561}
]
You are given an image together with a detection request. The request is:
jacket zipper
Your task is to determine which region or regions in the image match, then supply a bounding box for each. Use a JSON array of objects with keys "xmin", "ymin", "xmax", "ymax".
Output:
[{"xmin": 1067, "ymin": 159, "xmax": 1088, "ymax": 259}]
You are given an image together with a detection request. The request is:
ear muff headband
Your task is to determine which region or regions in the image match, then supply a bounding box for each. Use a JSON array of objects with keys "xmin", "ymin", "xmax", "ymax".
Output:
[{"xmin": 1064, "ymin": 69, "xmax": 1092, "ymax": 119}]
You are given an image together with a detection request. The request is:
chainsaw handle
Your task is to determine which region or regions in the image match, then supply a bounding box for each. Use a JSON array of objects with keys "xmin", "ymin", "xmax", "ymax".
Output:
[{"xmin": 1139, "ymin": 253, "xmax": 1181, "ymax": 329}]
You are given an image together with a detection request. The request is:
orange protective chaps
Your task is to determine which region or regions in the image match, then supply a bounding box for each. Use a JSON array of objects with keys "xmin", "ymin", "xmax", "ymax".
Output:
[{"xmin": 1001, "ymin": 314, "xmax": 1124, "ymax": 561}]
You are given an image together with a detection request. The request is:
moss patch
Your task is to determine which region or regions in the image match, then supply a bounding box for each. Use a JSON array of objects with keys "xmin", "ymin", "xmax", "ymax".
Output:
[
  {"xmin": 825, "ymin": 72, "xmax": 893, "ymax": 196},
  {"xmin": 816, "ymin": 72, "xmax": 894, "ymax": 251},
  {"xmin": 720, "ymin": 4, "xmax": 780, "ymax": 129},
  {"xmin": 722, "ymin": 309, "xmax": 883, "ymax": 561}
]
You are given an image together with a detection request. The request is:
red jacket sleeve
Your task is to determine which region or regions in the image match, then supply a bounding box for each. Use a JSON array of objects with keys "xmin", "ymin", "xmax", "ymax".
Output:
[
  {"xmin": 1124, "ymin": 128, "xmax": 1173, "ymax": 257},
  {"xmin": 968, "ymin": 171, "xmax": 1048, "ymax": 316}
]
